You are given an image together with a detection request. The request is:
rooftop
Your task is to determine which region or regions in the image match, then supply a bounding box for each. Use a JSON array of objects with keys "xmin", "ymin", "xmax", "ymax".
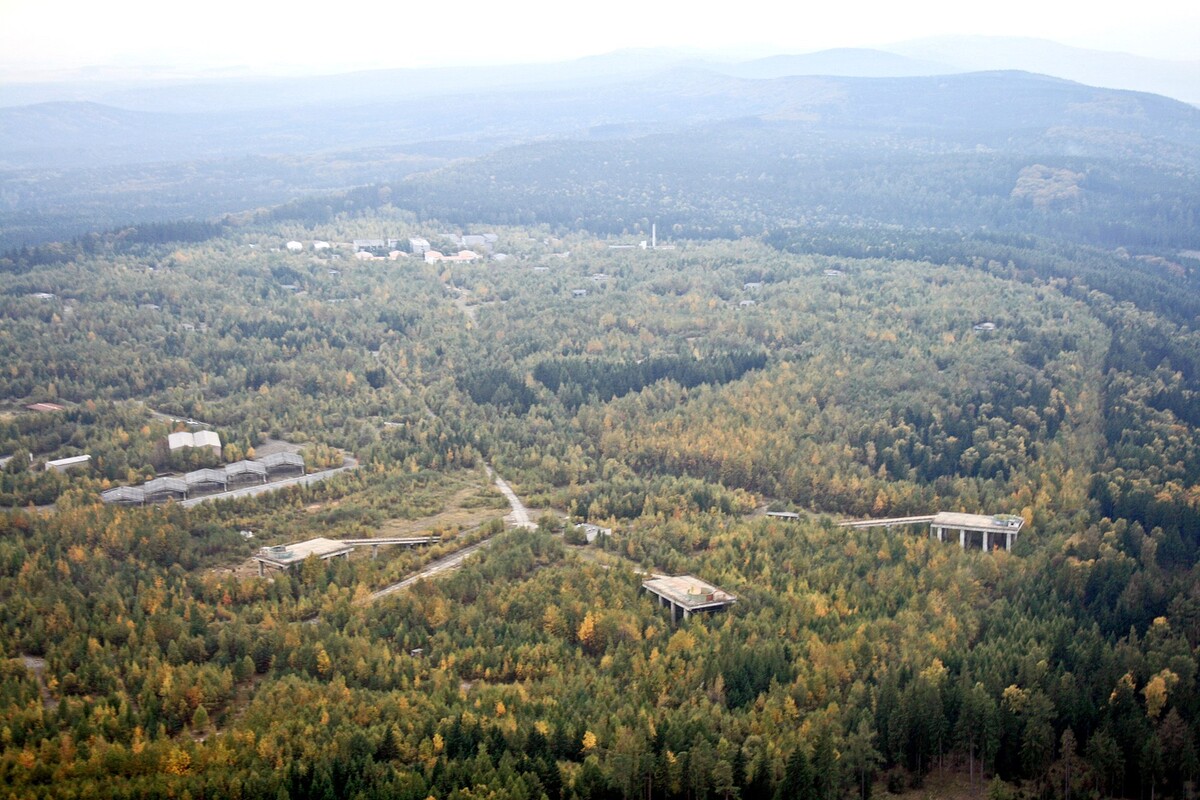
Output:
[
  {"xmin": 46, "ymin": 454, "xmax": 91, "ymax": 468},
  {"xmin": 931, "ymin": 512, "xmax": 1023, "ymax": 532},
  {"xmin": 643, "ymin": 575, "xmax": 737, "ymax": 610},
  {"xmin": 256, "ymin": 537, "xmax": 355, "ymax": 566},
  {"xmin": 168, "ymin": 430, "xmax": 222, "ymax": 451}
]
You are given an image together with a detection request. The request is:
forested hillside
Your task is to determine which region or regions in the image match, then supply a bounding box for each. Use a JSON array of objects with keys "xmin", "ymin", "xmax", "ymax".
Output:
[
  {"xmin": 1, "ymin": 197, "xmax": 1198, "ymax": 800},
  {"xmin": 3, "ymin": 69, "xmax": 1198, "ymax": 250}
]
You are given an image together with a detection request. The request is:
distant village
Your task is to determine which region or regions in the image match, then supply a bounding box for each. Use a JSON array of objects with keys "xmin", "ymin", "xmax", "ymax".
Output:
[{"xmin": 284, "ymin": 233, "xmax": 502, "ymax": 264}]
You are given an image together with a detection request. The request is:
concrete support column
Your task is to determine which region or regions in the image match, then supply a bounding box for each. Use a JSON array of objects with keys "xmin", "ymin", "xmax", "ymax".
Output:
[
  {"xmin": 257, "ymin": 560, "xmax": 264, "ymax": 577},
  {"xmin": 959, "ymin": 529, "xmax": 966, "ymax": 549},
  {"xmin": 372, "ymin": 545, "xmax": 379, "ymax": 559},
  {"xmin": 1005, "ymin": 532, "xmax": 1013, "ymax": 552}
]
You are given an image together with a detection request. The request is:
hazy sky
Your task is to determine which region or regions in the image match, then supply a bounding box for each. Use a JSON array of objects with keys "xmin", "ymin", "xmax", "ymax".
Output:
[{"xmin": 1, "ymin": 0, "xmax": 1197, "ymax": 78}]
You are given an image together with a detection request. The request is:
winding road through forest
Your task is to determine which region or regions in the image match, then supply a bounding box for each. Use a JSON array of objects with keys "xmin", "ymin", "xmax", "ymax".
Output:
[{"xmin": 358, "ymin": 463, "xmax": 536, "ymax": 604}]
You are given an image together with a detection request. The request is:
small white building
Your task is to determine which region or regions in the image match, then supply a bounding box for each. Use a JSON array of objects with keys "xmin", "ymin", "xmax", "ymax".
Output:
[
  {"xmin": 409, "ymin": 237, "xmax": 431, "ymax": 255},
  {"xmin": 286, "ymin": 241, "xmax": 304, "ymax": 252},
  {"xmin": 167, "ymin": 430, "xmax": 222, "ymax": 456},
  {"xmin": 45, "ymin": 454, "xmax": 91, "ymax": 473},
  {"xmin": 312, "ymin": 241, "xmax": 331, "ymax": 251},
  {"xmin": 575, "ymin": 523, "xmax": 612, "ymax": 543}
]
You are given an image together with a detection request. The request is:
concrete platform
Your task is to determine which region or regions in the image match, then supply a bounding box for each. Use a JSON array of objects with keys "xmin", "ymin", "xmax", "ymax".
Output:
[
  {"xmin": 642, "ymin": 575, "xmax": 736, "ymax": 622},
  {"xmin": 254, "ymin": 537, "xmax": 354, "ymax": 575}
]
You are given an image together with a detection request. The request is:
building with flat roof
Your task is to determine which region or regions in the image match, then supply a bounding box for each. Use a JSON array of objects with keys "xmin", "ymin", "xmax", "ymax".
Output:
[
  {"xmin": 254, "ymin": 538, "xmax": 354, "ymax": 575},
  {"xmin": 642, "ymin": 575, "xmax": 736, "ymax": 623},
  {"xmin": 930, "ymin": 512, "xmax": 1023, "ymax": 551},
  {"xmin": 45, "ymin": 454, "xmax": 91, "ymax": 472},
  {"xmin": 839, "ymin": 511, "xmax": 1024, "ymax": 552}
]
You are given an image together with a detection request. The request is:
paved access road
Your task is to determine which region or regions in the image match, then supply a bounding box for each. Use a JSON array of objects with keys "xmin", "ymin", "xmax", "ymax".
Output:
[
  {"xmin": 180, "ymin": 457, "xmax": 358, "ymax": 507},
  {"xmin": 361, "ymin": 463, "xmax": 535, "ymax": 602},
  {"xmin": 323, "ymin": 463, "xmax": 534, "ymax": 607},
  {"xmin": 486, "ymin": 465, "xmax": 537, "ymax": 529},
  {"xmin": 365, "ymin": 537, "xmax": 497, "ymax": 603}
]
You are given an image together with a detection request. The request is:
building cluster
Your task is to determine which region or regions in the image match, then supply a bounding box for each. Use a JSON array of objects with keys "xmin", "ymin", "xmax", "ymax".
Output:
[{"xmin": 101, "ymin": 452, "xmax": 304, "ymax": 505}]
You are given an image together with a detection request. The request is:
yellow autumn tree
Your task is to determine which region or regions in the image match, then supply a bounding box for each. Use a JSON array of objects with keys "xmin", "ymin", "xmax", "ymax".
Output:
[
  {"xmin": 1143, "ymin": 669, "xmax": 1179, "ymax": 718},
  {"xmin": 577, "ymin": 611, "xmax": 599, "ymax": 653},
  {"xmin": 315, "ymin": 645, "xmax": 333, "ymax": 679}
]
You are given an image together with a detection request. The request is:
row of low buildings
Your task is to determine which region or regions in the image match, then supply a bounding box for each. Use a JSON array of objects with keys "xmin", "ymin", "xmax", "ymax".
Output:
[{"xmin": 101, "ymin": 452, "xmax": 305, "ymax": 505}]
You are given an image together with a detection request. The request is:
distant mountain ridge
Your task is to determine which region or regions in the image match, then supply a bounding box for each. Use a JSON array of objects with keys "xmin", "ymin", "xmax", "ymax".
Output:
[
  {"xmin": 1, "ymin": 36, "xmax": 1196, "ymax": 114},
  {"xmin": 3, "ymin": 69, "xmax": 1195, "ymax": 169},
  {"xmin": 886, "ymin": 36, "xmax": 1200, "ymax": 108},
  {"xmin": 2, "ymin": 63, "xmax": 1197, "ymax": 250}
]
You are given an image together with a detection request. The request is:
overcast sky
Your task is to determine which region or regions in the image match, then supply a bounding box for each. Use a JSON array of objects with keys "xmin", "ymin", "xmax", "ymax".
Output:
[{"xmin": 1, "ymin": 0, "xmax": 1197, "ymax": 79}]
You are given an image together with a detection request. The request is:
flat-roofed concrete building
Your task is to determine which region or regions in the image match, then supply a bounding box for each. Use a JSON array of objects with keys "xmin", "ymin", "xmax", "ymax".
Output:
[
  {"xmin": 930, "ymin": 512, "xmax": 1023, "ymax": 551},
  {"xmin": 642, "ymin": 575, "xmax": 736, "ymax": 623},
  {"xmin": 839, "ymin": 511, "xmax": 1024, "ymax": 552},
  {"xmin": 254, "ymin": 538, "xmax": 355, "ymax": 575}
]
